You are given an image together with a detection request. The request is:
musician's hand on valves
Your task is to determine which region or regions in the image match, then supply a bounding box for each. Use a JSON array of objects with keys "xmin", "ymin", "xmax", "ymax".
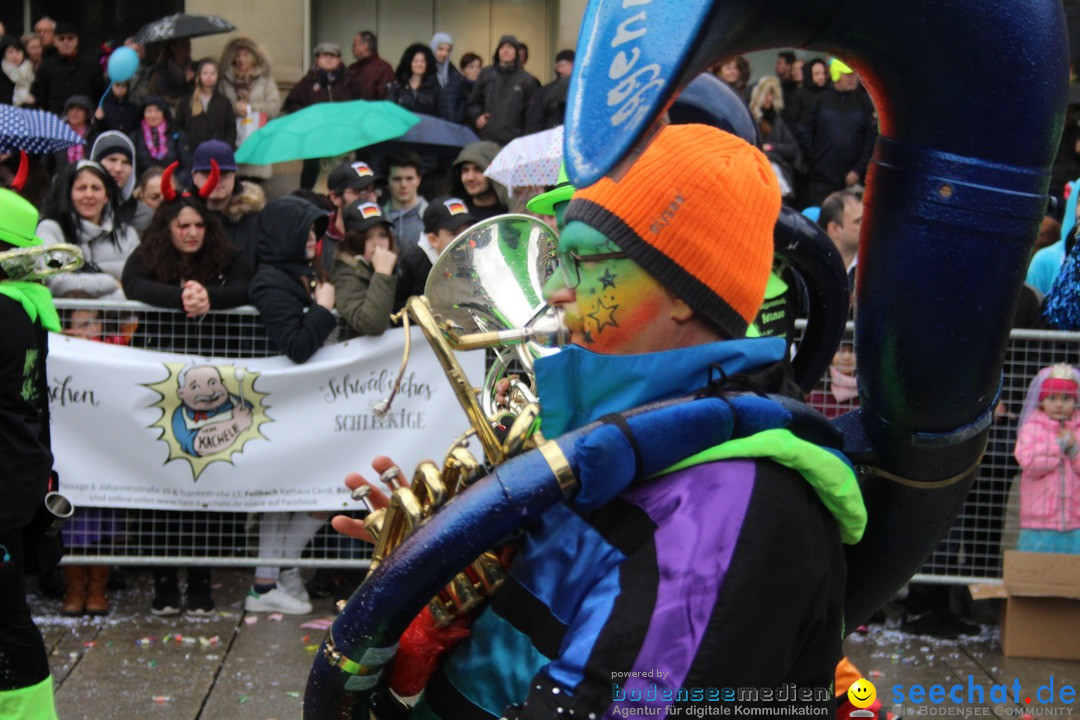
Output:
[
  {"xmin": 332, "ymin": 455, "xmax": 408, "ymax": 544},
  {"xmin": 493, "ymin": 374, "xmax": 521, "ymax": 408}
]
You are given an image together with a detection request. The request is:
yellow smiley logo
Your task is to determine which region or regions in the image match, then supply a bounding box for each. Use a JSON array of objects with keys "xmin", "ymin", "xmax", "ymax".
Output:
[{"xmin": 848, "ymin": 678, "xmax": 877, "ymax": 709}]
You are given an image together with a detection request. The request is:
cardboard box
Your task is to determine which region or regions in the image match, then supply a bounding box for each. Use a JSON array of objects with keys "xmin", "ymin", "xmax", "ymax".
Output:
[{"xmin": 1002, "ymin": 550, "xmax": 1080, "ymax": 660}]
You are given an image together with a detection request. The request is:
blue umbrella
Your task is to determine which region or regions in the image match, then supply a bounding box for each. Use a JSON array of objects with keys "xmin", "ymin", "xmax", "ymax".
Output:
[
  {"xmin": 0, "ymin": 106, "xmax": 85, "ymax": 155},
  {"xmin": 395, "ymin": 113, "xmax": 479, "ymax": 150}
]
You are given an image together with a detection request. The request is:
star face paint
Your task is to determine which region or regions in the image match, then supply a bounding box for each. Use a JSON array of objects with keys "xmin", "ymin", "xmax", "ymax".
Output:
[{"xmin": 545, "ymin": 221, "xmax": 682, "ymax": 354}]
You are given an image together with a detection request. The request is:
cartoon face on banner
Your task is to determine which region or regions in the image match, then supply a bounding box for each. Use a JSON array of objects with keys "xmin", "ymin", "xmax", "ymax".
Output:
[{"xmin": 144, "ymin": 363, "xmax": 270, "ymax": 480}]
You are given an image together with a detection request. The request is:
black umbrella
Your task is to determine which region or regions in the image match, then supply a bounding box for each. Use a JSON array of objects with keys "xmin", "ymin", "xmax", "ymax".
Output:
[{"xmin": 133, "ymin": 14, "xmax": 235, "ymax": 45}]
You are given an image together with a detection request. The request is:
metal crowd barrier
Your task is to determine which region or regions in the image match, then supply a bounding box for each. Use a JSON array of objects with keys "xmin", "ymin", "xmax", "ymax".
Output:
[{"xmin": 51, "ymin": 302, "xmax": 1080, "ymax": 583}]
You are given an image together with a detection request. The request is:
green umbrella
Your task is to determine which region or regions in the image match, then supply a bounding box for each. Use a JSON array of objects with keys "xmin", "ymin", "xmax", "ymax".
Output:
[{"xmin": 234, "ymin": 100, "xmax": 420, "ymax": 165}]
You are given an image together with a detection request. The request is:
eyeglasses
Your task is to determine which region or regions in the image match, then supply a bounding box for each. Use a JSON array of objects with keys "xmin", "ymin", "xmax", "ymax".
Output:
[{"xmin": 554, "ymin": 250, "xmax": 628, "ymax": 289}]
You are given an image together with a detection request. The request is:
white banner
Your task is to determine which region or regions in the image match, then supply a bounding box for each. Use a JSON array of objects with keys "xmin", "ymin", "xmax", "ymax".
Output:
[{"xmin": 47, "ymin": 328, "xmax": 484, "ymax": 512}]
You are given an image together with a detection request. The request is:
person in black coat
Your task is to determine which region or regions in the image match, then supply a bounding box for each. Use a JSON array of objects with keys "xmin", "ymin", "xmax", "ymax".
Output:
[
  {"xmin": 387, "ymin": 44, "xmax": 440, "ymax": 118},
  {"xmin": 174, "ymin": 59, "xmax": 237, "ymax": 153},
  {"xmin": 28, "ymin": 22, "xmax": 103, "ymax": 116},
  {"xmin": 248, "ymin": 196, "xmax": 336, "ymax": 364},
  {"xmin": 525, "ymin": 49, "xmax": 574, "ymax": 134},
  {"xmin": 466, "ymin": 35, "xmax": 539, "ymax": 145},
  {"xmin": 122, "ymin": 193, "xmax": 254, "ymax": 356},
  {"xmin": 795, "ymin": 64, "xmax": 876, "ymax": 206}
]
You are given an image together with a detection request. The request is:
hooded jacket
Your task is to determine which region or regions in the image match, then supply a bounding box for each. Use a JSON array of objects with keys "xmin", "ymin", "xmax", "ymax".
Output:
[
  {"xmin": 248, "ymin": 196, "xmax": 335, "ymax": 363},
  {"xmin": 1015, "ymin": 409, "xmax": 1080, "ymax": 531},
  {"xmin": 451, "ymin": 141, "xmax": 509, "ymax": 219},
  {"xmin": 221, "ymin": 38, "xmax": 283, "ymax": 180},
  {"xmin": 220, "ymin": 37, "xmax": 282, "ymax": 120},
  {"xmin": 466, "ymin": 37, "xmax": 539, "ymax": 146},
  {"xmin": 90, "ymin": 131, "xmax": 138, "ymax": 201}
]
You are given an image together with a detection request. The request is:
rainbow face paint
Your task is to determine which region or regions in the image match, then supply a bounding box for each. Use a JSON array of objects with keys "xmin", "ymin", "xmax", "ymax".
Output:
[{"xmin": 547, "ymin": 221, "xmax": 679, "ymax": 354}]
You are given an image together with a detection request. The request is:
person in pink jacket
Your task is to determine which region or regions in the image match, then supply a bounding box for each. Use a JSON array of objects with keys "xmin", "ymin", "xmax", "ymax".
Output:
[{"xmin": 1014, "ymin": 363, "xmax": 1080, "ymax": 554}]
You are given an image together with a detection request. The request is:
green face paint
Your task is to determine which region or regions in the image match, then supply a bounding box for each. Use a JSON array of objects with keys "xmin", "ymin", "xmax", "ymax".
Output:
[{"xmin": 546, "ymin": 221, "xmax": 680, "ymax": 354}]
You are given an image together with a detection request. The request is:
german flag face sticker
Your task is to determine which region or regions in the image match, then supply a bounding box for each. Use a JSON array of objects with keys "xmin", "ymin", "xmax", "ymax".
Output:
[
  {"xmin": 444, "ymin": 198, "xmax": 467, "ymax": 215},
  {"xmin": 357, "ymin": 202, "xmax": 382, "ymax": 219}
]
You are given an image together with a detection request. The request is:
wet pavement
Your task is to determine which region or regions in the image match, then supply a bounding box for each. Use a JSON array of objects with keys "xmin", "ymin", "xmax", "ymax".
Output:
[{"xmin": 28, "ymin": 569, "xmax": 1080, "ymax": 719}]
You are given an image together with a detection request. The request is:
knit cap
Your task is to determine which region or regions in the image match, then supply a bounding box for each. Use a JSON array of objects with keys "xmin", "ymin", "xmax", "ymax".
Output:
[
  {"xmin": 430, "ymin": 33, "xmax": 453, "ymax": 53},
  {"xmin": 564, "ymin": 124, "xmax": 780, "ymax": 338},
  {"xmin": 90, "ymin": 131, "xmax": 137, "ymax": 201}
]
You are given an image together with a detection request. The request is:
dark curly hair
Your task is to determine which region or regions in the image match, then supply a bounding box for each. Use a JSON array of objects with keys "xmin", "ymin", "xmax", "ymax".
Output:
[
  {"xmin": 138, "ymin": 196, "xmax": 236, "ymax": 284},
  {"xmin": 41, "ymin": 160, "xmax": 126, "ymax": 250},
  {"xmin": 395, "ymin": 43, "xmax": 437, "ymax": 85}
]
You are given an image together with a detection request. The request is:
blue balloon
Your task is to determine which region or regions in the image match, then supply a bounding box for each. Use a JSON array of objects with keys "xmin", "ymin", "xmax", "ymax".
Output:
[{"xmin": 107, "ymin": 47, "xmax": 140, "ymax": 82}]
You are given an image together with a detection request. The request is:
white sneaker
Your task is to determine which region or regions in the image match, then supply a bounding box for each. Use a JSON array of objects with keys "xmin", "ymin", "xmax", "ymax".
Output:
[
  {"xmin": 244, "ymin": 586, "xmax": 313, "ymax": 614},
  {"xmin": 278, "ymin": 568, "xmax": 310, "ymax": 603}
]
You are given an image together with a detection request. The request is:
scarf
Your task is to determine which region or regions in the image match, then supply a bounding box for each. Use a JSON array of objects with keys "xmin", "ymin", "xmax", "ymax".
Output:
[
  {"xmin": 66, "ymin": 125, "xmax": 87, "ymax": 164},
  {"xmin": 142, "ymin": 119, "xmax": 170, "ymax": 161},
  {"xmin": 436, "ymin": 60, "xmax": 449, "ymax": 88},
  {"xmin": 0, "ymin": 281, "xmax": 61, "ymax": 332},
  {"xmin": 231, "ymin": 69, "xmax": 255, "ymax": 100},
  {"xmin": 828, "ymin": 365, "xmax": 859, "ymax": 404}
]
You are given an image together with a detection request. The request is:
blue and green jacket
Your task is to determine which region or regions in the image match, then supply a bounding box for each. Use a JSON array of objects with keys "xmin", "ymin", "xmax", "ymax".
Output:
[{"xmin": 411, "ymin": 338, "xmax": 865, "ymax": 719}]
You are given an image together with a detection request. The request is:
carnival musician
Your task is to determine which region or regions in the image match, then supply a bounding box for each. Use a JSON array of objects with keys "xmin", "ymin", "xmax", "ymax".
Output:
[{"xmin": 335, "ymin": 124, "xmax": 866, "ymax": 718}]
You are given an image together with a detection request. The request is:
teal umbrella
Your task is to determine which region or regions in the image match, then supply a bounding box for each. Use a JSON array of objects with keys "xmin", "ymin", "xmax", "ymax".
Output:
[{"xmin": 234, "ymin": 101, "xmax": 420, "ymax": 165}]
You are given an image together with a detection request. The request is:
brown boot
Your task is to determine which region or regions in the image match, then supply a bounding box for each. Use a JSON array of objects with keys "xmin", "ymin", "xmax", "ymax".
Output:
[
  {"xmin": 61, "ymin": 565, "xmax": 87, "ymax": 616},
  {"xmin": 85, "ymin": 565, "xmax": 110, "ymax": 615}
]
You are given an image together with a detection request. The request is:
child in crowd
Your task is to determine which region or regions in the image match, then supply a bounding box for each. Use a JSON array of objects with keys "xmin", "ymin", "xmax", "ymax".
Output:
[
  {"xmin": 94, "ymin": 80, "xmax": 141, "ymax": 136},
  {"xmin": 58, "ymin": 307, "xmax": 128, "ymax": 616},
  {"xmin": 1014, "ymin": 363, "xmax": 1080, "ymax": 554}
]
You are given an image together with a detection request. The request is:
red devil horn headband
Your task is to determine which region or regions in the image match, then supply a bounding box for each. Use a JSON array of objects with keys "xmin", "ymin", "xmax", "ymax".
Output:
[
  {"xmin": 198, "ymin": 159, "xmax": 220, "ymax": 199},
  {"xmin": 11, "ymin": 150, "xmax": 28, "ymax": 193},
  {"xmin": 161, "ymin": 161, "xmax": 179, "ymax": 202},
  {"xmin": 160, "ymin": 159, "xmax": 220, "ymax": 202}
]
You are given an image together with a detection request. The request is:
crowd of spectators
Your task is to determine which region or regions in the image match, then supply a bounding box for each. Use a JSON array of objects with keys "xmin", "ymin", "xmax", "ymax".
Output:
[{"xmin": 5, "ymin": 16, "xmax": 1079, "ymax": 631}]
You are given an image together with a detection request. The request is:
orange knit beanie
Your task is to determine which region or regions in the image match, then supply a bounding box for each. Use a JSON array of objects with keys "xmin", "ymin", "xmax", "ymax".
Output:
[{"xmin": 564, "ymin": 124, "xmax": 781, "ymax": 338}]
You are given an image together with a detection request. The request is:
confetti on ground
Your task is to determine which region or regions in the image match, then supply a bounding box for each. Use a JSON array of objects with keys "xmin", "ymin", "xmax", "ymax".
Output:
[
  {"xmin": 239, "ymin": 695, "xmax": 250, "ymax": 704},
  {"xmin": 304, "ymin": 645, "xmax": 319, "ymax": 652},
  {"xmin": 869, "ymin": 670, "xmax": 884, "ymax": 678},
  {"xmin": 268, "ymin": 613, "xmax": 284, "ymax": 621},
  {"xmin": 83, "ymin": 641, "xmax": 95, "ymax": 648},
  {"xmin": 245, "ymin": 616, "xmax": 259, "ymax": 625},
  {"xmin": 301, "ymin": 635, "xmax": 310, "ymax": 644},
  {"xmin": 286, "ymin": 691, "xmax": 300, "ymax": 698},
  {"xmin": 300, "ymin": 618, "xmax": 333, "ymax": 630},
  {"xmin": 152, "ymin": 696, "xmax": 170, "ymax": 704},
  {"xmin": 148, "ymin": 661, "xmax": 157, "ymax": 668}
]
